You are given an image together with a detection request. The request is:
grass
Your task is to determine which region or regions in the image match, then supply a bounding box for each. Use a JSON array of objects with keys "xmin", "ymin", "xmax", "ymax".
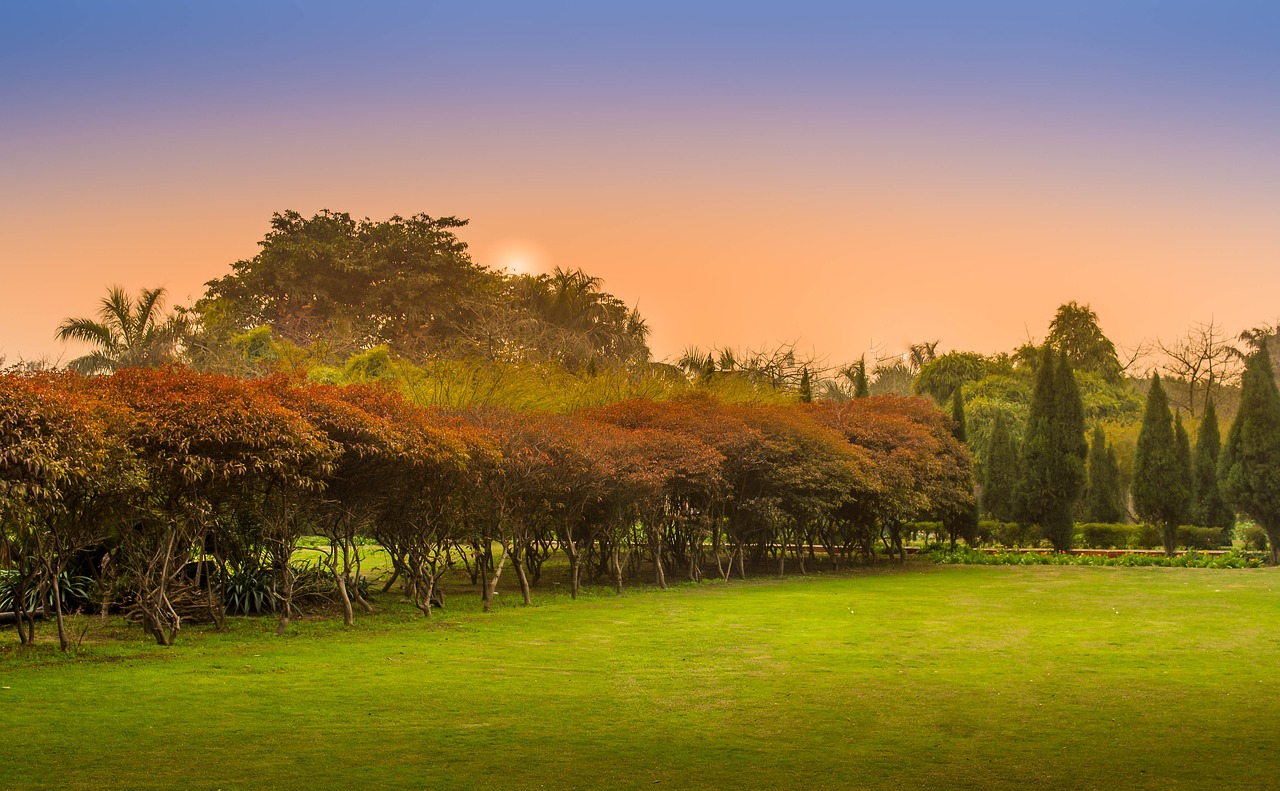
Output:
[{"xmin": 3, "ymin": 562, "xmax": 1280, "ymax": 790}]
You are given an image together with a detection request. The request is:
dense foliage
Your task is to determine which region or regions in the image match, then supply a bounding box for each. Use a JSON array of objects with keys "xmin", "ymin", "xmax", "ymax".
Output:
[{"xmin": 0, "ymin": 369, "xmax": 973, "ymax": 648}]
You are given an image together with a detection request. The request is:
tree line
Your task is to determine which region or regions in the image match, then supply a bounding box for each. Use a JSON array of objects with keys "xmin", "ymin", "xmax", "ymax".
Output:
[{"xmin": 0, "ymin": 368, "xmax": 973, "ymax": 651}]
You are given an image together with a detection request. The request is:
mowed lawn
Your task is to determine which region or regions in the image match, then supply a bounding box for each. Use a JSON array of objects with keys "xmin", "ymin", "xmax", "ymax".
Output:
[{"xmin": 3, "ymin": 563, "xmax": 1280, "ymax": 790}]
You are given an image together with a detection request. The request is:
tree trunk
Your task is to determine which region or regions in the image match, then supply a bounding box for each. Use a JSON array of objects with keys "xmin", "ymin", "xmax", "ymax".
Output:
[
  {"xmin": 483, "ymin": 543, "xmax": 508, "ymax": 612},
  {"xmin": 50, "ymin": 564, "xmax": 68, "ymax": 652},
  {"xmin": 513, "ymin": 543, "xmax": 533, "ymax": 605},
  {"xmin": 275, "ymin": 555, "xmax": 293, "ymax": 637}
]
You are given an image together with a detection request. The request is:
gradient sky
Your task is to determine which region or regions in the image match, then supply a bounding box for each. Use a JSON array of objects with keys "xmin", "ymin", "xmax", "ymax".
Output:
[{"xmin": 3, "ymin": 1, "xmax": 1278, "ymax": 367}]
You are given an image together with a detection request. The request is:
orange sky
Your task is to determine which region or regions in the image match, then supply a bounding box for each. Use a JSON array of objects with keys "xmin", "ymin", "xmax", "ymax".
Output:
[{"xmin": 3, "ymin": 3, "xmax": 1278, "ymax": 369}]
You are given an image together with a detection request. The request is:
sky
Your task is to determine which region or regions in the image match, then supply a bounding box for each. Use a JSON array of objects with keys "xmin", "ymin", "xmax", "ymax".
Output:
[{"xmin": 2, "ymin": 1, "xmax": 1278, "ymax": 367}]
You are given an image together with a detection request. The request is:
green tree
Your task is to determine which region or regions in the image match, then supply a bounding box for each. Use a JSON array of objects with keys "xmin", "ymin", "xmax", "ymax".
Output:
[
  {"xmin": 798, "ymin": 367, "xmax": 813, "ymax": 403},
  {"xmin": 950, "ymin": 387, "xmax": 967, "ymax": 443},
  {"xmin": 1015, "ymin": 348, "xmax": 1087, "ymax": 551},
  {"xmin": 1131, "ymin": 374, "xmax": 1192, "ymax": 555},
  {"xmin": 851, "ymin": 356, "xmax": 870, "ymax": 398},
  {"xmin": 1083, "ymin": 425, "xmax": 1125, "ymax": 523},
  {"xmin": 1219, "ymin": 342, "xmax": 1280, "ymax": 563},
  {"xmin": 197, "ymin": 210, "xmax": 499, "ymax": 357},
  {"xmin": 981, "ymin": 411, "xmax": 1019, "ymax": 522},
  {"xmin": 1045, "ymin": 301, "xmax": 1123, "ymax": 383},
  {"xmin": 55, "ymin": 286, "xmax": 187, "ymax": 374},
  {"xmin": 1189, "ymin": 399, "xmax": 1234, "ymax": 535}
]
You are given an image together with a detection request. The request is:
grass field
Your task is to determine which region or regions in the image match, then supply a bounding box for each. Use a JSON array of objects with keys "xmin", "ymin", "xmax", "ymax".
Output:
[{"xmin": 3, "ymin": 562, "xmax": 1279, "ymax": 790}]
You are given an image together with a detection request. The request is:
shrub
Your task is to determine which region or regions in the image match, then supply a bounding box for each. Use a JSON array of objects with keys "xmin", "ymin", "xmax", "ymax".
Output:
[
  {"xmin": 986, "ymin": 521, "xmax": 1040, "ymax": 548},
  {"xmin": 1241, "ymin": 525, "xmax": 1269, "ymax": 552},
  {"xmin": 1076, "ymin": 523, "xmax": 1133, "ymax": 549},
  {"xmin": 223, "ymin": 563, "xmax": 274, "ymax": 615},
  {"xmin": 1133, "ymin": 524, "xmax": 1163, "ymax": 549},
  {"xmin": 0, "ymin": 571, "xmax": 97, "ymax": 614},
  {"xmin": 926, "ymin": 547, "xmax": 1263, "ymax": 569},
  {"xmin": 1176, "ymin": 525, "xmax": 1226, "ymax": 551}
]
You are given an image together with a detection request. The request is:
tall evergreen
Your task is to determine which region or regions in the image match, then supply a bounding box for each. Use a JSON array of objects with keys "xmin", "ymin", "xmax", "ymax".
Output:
[
  {"xmin": 798, "ymin": 367, "xmax": 813, "ymax": 403},
  {"xmin": 950, "ymin": 387, "xmax": 967, "ymax": 443},
  {"xmin": 1220, "ymin": 342, "xmax": 1280, "ymax": 564},
  {"xmin": 1083, "ymin": 425, "xmax": 1124, "ymax": 523},
  {"xmin": 1174, "ymin": 411, "xmax": 1193, "ymax": 518},
  {"xmin": 853, "ymin": 356, "xmax": 870, "ymax": 399},
  {"xmin": 981, "ymin": 411, "xmax": 1019, "ymax": 522},
  {"xmin": 1015, "ymin": 348, "xmax": 1086, "ymax": 550},
  {"xmin": 1189, "ymin": 398, "xmax": 1234, "ymax": 537},
  {"xmin": 1131, "ymin": 374, "xmax": 1192, "ymax": 555}
]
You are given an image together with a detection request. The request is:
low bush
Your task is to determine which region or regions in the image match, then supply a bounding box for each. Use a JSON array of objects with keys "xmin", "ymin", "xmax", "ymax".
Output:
[
  {"xmin": 0, "ymin": 570, "xmax": 97, "ymax": 614},
  {"xmin": 986, "ymin": 521, "xmax": 1040, "ymax": 548},
  {"xmin": 925, "ymin": 547, "xmax": 1263, "ymax": 569},
  {"xmin": 1242, "ymin": 525, "xmax": 1269, "ymax": 552},
  {"xmin": 1177, "ymin": 525, "xmax": 1226, "ymax": 550},
  {"xmin": 1076, "ymin": 523, "xmax": 1133, "ymax": 549}
]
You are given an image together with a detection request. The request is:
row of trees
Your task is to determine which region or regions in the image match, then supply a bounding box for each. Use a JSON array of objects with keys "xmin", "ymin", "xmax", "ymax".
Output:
[
  {"xmin": 1, "ymin": 368, "xmax": 973, "ymax": 650},
  {"xmin": 975, "ymin": 341, "xmax": 1280, "ymax": 561}
]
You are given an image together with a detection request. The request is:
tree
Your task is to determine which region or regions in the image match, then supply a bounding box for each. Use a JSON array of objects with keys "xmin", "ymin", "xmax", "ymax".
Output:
[
  {"xmin": 852, "ymin": 357, "xmax": 870, "ymax": 399},
  {"xmin": 1219, "ymin": 342, "xmax": 1280, "ymax": 563},
  {"xmin": 1189, "ymin": 399, "xmax": 1234, "ymax": 535},
  {"xmin": 1131, "ymin": 374, "xmax": 1192, "ymax": 555},
  {"xmin": 1158, "ymin": 319, "xmax": 1241, "ymax": 416},
  {"xmin": 914, "ymin": 352, "xmax": 991, "ymax": 402},
  {"xmin": 797, "ymin": 368, "xmax": 813, "ymax": 403},
  {"xmin": 197, "ymin": 210, "xmax": 499, "ymax": 358},
  {"xmin": 980, "ymin": 412, "xmax": 1019, "ymax": 522},
  {"xmin": 1082, "ymin": 426, "xmax": 1124, "ymax": 524},
  {"xmin": 1045, "ymin": 301, "xmax": 1123, "ymax": 383},
  {"xmin": 1015, "ymin": 348, "xmax": 1087, "ymax": 551},
  {"xmin": 950, "ymin": 387, "xmax": 967, "ymax": 443},
  {"xmin": 56, "ymin": 286, "xmax": 188, "ymax": 374},
  {"xmin": 504, "ymin": 268, "xmax": 651, "ymax": 370}
]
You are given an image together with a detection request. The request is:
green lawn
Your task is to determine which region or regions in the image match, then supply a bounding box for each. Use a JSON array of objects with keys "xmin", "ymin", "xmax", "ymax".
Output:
[{"xmin": 3, "ymin": 563, "xmax": 1279, "ymax": 790}]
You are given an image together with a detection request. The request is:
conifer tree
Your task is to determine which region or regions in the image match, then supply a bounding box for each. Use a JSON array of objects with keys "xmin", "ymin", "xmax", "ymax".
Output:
[
  {"xmin": 1189, "ymin": 398, "xmax": 1234, "ymax": 537},
  {"xmin": 1131, "ymin": 374, "xmax": 1192, "ymax": 555},
  {"xmin": 981, "ymin": 411, "xmax": 1019, "ymax": 522},
  {"xmin": 950, "ymin": 387, "xmax": 967, "ymax": 443},
  {"xmin": 1220, "ymin": 342, "xmax": 1280, "ymax": 563},
  {"xmin": 798, "ymin": 367, "xmax": 813, "ymax": 403},
  {"xmin": 1016, "ymin": 348, "xmax": 1086, "ymax": 550},
  {"xmin": 1083, "ymin": 425, "xmax": 1124, "ymax": 523},
  {"xmin": 853, "ymin": 356, "xmax": 870, "ymax": 399}
]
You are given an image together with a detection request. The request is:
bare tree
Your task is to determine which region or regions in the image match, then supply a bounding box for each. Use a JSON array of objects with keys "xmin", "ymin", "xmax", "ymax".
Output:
[{"xmin": 1158, "ymin": 319, "xmax": 1241, "ymax": 415}]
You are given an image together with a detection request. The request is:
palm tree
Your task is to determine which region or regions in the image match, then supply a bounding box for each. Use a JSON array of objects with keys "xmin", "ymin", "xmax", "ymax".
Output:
[{"xmin": 56, "ymin": 286, "xmax": 188, "ymax": 374}]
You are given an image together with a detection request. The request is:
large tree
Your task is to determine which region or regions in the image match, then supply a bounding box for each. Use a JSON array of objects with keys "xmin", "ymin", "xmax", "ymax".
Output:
[
  {"xmin": 1131, "ymin": 374, "xmax": 1192, "ymax": 555},
  {"xmin": 1219, "ymin": 342, "xmax": 1280, "ymax": 563},
  {"xmin": 1189, "ymin": 399, "xmax": 1234, "ymax": 535},
  {"xmin": 197, "ymin": 210, "xmax": 499, "ymax": 357},
  {"xmin": 1015, "ymin": 348, "xmax": 1087, "ymax": 551},
  {"xmin": 1045, "ymin": 301, "xmax": 1123, "ymax": 383}
]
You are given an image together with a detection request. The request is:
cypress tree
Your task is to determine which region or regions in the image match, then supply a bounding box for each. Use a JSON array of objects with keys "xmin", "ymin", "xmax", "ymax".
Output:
[
  {"xmin": 981, "ymin": 411, "xmax": 1019, "ymax": 522},
  {"xmin": 950, "ymin": 387, "xmax": 967, "ymax": 443},
  {"xmin": 798, "ymin": 367, "xmax": 813, "ymax": 403},
  {"xmin": 1131, "ymin": 374, "xmax": 1192, "ymax": 555},
  {"xmin": 853, "ymin": 356, "xmax": 870, "ymax": 399},
  {"xmin": 1174, "ymin": 411, "xmax": 1193, "ymax": 519},
  {"xmin": 1016, "ymin": 347, "xmax": 1086, "ymax": 550},
  {"xmin": 1083, "ymin": 425, "xmax": 1124, "ymax": 523},
  {"xmin": 1189, "ymin": 398, "xmax": 1234, "ymax": 537},
  {"xmin": 1220, "ymin": 342, "xmax": 1280, "ymax": 564}
]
